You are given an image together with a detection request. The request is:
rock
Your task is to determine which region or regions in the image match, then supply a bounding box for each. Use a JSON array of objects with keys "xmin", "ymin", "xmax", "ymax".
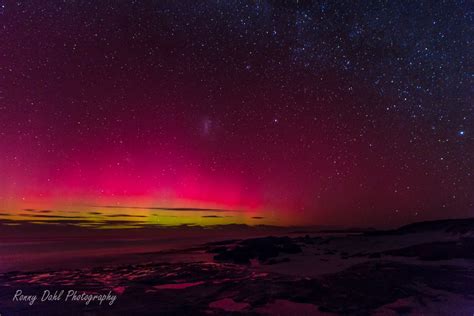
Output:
[
  {"xmin": 368, "ymin": 253, "xmax": 381, "ymax": 258},
  {"xmin": 212, "ymin": 236, "xmax": 302, "ymax": 264}
]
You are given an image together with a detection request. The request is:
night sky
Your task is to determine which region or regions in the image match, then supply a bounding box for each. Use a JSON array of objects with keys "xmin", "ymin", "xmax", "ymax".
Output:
[{"xmin": 0, "ymin": 1, "xmax": 472, "ymax": 226}]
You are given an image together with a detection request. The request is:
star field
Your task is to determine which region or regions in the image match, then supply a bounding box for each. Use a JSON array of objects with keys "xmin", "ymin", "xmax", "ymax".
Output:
[{"xmin": 0, "ymin": 1, "xmax": 472, "ymax": 226}]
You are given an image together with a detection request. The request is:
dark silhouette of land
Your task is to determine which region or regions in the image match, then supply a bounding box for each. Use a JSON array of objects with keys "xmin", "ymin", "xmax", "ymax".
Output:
[{"xmin": 2, "ymin": 217, "xmax": 474, "ymax": 315}]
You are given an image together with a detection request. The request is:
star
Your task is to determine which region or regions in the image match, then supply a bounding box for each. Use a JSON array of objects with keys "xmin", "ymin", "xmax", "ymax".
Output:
[{"xmin": 0, "ymin": 0, "xmax": 471, "ymax": 227}]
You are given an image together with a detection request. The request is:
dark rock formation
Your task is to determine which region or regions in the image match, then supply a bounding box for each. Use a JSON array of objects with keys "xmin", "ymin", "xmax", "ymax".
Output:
[{"xmin": 212, "ymin": 236, "xmax": 302, "ymax": 264}]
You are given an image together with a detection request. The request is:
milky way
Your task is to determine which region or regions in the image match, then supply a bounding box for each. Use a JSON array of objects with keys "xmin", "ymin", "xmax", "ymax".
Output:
[{"xmin": 0, "ymin": 1, "xmax": 472, "ymax": 226}]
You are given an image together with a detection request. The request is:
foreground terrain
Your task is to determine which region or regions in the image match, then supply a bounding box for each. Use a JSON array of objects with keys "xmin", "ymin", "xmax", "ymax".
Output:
[{"xmin": 2, "ymin": 218, "xmax": 474, "ymax": 315}]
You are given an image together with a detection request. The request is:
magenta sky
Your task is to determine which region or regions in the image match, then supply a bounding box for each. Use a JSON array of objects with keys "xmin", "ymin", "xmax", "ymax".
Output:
[{"xmin": 0, "ymin": 1, "xmax": 472, "ymax": 226}]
